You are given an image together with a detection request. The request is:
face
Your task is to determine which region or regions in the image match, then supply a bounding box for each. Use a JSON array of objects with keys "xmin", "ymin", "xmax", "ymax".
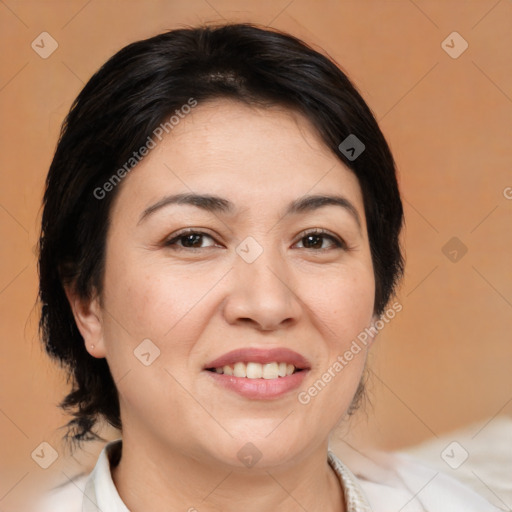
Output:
[{"xmin": 74, "ymin": 99, "xmax": 376, "ymax": 469}]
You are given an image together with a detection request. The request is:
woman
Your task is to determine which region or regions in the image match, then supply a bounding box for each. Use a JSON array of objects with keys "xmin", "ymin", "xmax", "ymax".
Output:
[{"xmin": 37, "ymin": 23, "xmax": 498, "ymax": 512}]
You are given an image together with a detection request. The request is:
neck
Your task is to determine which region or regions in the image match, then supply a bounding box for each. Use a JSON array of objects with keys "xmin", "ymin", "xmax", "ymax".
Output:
[{"xmin": 111, "ymin": 432, "xmax": 346, "ymax": 512}]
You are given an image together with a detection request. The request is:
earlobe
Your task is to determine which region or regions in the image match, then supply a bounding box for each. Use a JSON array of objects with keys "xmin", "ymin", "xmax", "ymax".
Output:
[{"xmin": 64, "ymin": 286, "xmax": 107, "ymax": 358}]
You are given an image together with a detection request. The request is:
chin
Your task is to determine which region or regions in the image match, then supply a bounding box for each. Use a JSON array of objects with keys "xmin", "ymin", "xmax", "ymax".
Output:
[{"xmin": 201, "ymin": 425, "xmax": 315, "ymax": 470}]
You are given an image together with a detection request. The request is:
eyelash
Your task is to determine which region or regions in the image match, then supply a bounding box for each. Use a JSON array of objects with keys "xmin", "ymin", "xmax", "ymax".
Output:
[{"xmin": 163, "ymin": 228, "xmax": 347, "ymax": 252}]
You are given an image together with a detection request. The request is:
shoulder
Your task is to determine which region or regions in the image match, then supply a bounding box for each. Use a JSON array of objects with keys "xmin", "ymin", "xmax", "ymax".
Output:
[
  {"xmin": 31, "ymin": 438, "xmax": 123, "ymax": 512},
  {"xmin": 330, "ymin": 446, "xmax": 502, "ymax": 512},
  {"xmin": 32, "ymin": 472, "xmax": 89, "ymax": 512},
  {"xmin": 370, "ymin": 452, "xmax": 500, "ymax": 511}
]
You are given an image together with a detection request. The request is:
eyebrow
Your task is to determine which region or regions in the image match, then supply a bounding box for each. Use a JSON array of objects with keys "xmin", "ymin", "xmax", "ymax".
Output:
[{"xmin": 138, "ymin": 192, "xmax": 362, "ymax": 229}]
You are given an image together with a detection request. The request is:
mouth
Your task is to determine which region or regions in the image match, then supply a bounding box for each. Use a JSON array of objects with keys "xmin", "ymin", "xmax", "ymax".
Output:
[{"xmin": 204, "ymin": 348, "xmax": 310, "ymax": 399}]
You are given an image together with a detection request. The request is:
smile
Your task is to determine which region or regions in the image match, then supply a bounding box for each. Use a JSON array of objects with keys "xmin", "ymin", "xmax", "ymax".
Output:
[
  {"xmin": 204, "ymin": 348, "xmax": 310, "ymax": 399},
  {"xmin": 208, "ymin": 362, "xmax": 298, "ymax": 379}
]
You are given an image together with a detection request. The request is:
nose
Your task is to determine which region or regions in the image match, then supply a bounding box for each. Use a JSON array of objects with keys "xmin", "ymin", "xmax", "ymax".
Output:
[{"xmin": 222, "ymin": 246, "xmax": 302, "ymax": 331}]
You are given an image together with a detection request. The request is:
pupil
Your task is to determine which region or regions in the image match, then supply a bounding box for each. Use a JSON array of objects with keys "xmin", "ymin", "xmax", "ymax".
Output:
[
  {"xmin": 305, "ymin": 235, "xmax": 322, "ymax": 249},
  {"xmin": 182, "ymin": 234, "xmax": 201, "ymax": 247}
]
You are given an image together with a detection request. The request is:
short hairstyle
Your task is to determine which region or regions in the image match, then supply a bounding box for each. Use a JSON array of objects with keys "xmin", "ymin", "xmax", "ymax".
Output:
[{"xmin": 38, "ymin": 23, "xmax": 404, "ymax": 445}]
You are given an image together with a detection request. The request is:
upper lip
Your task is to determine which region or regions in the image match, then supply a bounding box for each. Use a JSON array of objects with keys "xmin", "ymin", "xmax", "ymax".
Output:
[{"xmin": 205, "ymin": 347, "xmax": 311, "ymax": 370}]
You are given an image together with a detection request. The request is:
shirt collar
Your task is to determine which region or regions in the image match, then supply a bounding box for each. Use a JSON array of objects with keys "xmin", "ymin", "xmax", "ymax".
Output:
[
  {"xmin": 83, "ymin": 439, "xmax": 128, "ymax": 512},
  {"xmin": 328, "ymin": 450, "xmax": 374, "ymax": 512},
  {"xmin": 82, "ymin": 439, "xmax": 373, "ymax": 512}
]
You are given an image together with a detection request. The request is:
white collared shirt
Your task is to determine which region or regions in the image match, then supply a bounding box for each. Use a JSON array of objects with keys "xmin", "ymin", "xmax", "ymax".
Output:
[{"xmin": 35, "ymin": 438, "xmax": 500, "ymax": 511}]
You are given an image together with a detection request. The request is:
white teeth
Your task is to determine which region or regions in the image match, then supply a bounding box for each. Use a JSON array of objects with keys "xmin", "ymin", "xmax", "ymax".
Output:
[
  {"xmin": 262, "ymin": 362, "xmax": 279, "ymax": 379},
  {"xmin": 212, "ymin": 362, "xmax": 298, "ymax": 379},
  {"xmin": 233, "ymin": 362, "xmax": 246, "ymax": 378},
  {"xmin": 246, "ymin": 362, "xmax": 263, "ymax": 379}
]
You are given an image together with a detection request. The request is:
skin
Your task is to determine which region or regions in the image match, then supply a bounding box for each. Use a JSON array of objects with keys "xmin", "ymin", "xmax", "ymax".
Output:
[{"xmin": 67, "ymin": 99, "xmax": 378, "ymax": 512}]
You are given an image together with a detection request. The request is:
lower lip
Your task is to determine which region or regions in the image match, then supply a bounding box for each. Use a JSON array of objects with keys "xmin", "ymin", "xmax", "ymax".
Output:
[{"xmin": 206, "ymin": 370, "xmax": 308, "ymax": 400}]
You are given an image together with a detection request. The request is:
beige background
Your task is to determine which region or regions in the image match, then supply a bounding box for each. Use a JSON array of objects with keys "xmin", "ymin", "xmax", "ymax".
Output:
[{"xmin": 1, "ymin": 1, "xmax": 511, "ymax": 510}]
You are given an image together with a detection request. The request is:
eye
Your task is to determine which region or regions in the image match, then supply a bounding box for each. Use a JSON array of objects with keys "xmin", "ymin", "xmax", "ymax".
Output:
[
  {"xmin": 163, "ymin": 228, "xmax": 346, "ymax": 252},
  {"xmin": 294, "ymin": 229, "xmax": 346, "ymax": 250},
  {"xmin": 164, "ymin": 230, "xmax": 219, "ymax": 250}
]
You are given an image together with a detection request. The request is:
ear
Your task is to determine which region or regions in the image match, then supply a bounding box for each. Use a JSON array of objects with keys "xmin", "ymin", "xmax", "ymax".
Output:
[{"xmin": 64, "ymin": 285, "xmax": 106, "ymax": 358}]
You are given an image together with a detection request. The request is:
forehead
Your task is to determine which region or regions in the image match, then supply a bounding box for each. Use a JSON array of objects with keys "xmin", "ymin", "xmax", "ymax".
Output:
[{"xmin": 112, "ymin": 99, "xmax": 365, "ymax": 222}]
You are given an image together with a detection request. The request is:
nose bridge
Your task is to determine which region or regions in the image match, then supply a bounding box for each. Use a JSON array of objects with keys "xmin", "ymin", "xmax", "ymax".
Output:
[
  {"xmin": 225, "ymin": 235, "xmax": 301, "ymax": 329},
  {"xmin": 236, "ymin": 236, "xmax": 290, "ymax": 295}
]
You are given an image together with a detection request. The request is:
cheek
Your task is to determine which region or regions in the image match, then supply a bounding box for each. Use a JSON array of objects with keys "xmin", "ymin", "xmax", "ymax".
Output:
[
  {"xmin": 304, "ymin": 263, "xmax": 375, "ymax": 350},
  {"xmin": 101, "ymin": 253, "xmax": 225, "ymax": 364},
  {"xmin": 295, "ymin": 262, "xmax": 374, "ymax": 413},
  {"xmin": 104, "ymin": 245, "xmax": 179, "ymax": 328},
  {"xmin": 99, "ymin": 262, "xmax": 210, "ymax": 412}
]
